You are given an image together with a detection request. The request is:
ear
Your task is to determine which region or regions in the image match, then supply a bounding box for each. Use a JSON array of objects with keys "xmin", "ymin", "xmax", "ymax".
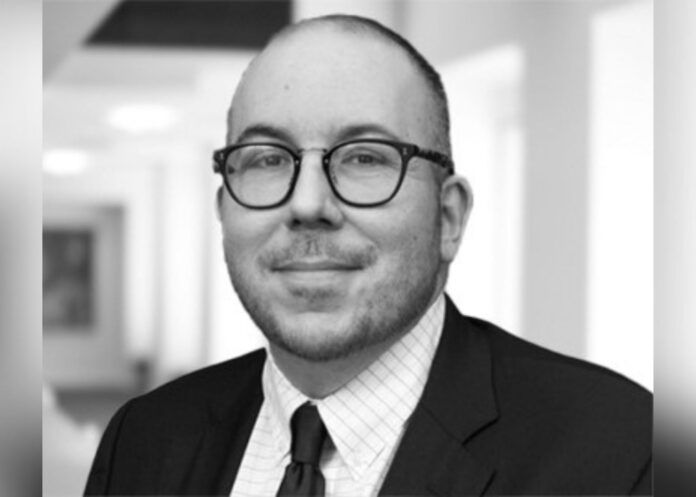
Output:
[
  {"xmin": 215, "ymin": 186, "xmax": 224, "ymax": 222},
  {"xmin": 439, "ymin": 175, "xmax": 473, "ymax": 263}
]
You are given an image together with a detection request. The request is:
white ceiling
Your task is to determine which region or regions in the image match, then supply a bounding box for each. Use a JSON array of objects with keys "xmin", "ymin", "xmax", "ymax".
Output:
[{"xmin": 44, "ymin": 46, "xmax": 256, "ymax": 173}]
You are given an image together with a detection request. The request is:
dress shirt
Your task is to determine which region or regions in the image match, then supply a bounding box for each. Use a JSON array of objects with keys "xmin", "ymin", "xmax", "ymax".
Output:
[{"xmin": 230, "ymin": 294, "xmax": 445, "ymax": 497}]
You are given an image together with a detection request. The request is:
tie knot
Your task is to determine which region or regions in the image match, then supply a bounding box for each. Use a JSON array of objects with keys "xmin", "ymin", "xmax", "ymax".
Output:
[{"xmin": 290, "ymin": 403, "xmax": 327, "ymax": 466}]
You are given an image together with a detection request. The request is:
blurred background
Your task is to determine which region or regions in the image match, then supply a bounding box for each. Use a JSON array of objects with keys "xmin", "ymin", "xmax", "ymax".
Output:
[{"xmin": 43, "ymin": 0, "xmax": 653, "ymax": 494}]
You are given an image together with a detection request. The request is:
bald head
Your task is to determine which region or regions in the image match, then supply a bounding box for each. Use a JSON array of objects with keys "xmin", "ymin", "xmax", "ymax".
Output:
[{"xmin": 227, "ymin": 15, "xmax": 452, "ymax": 159}]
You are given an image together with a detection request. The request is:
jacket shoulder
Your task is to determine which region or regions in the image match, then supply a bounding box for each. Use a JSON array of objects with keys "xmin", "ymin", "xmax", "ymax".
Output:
[
  {"xmin": 85, "ymin": 349, "xmax": 266, "ymax": 495},
  {"xmin": 142, "ymin": 348, "xmax": 266, "ymax": 404},
  {"xmin": 461, "ymin": 315, "xmax": 652, "ymax": 493},
  {"xmin": 467, "ymin": 315, "xmax": 652, "ymax": 407},
  {"xmin": 115, "ymin": 348, "xmax": 266, "ymax": 434}
]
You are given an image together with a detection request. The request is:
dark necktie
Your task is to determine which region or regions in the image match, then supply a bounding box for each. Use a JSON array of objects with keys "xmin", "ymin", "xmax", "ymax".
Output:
[{"xmin": 276, "ymin": 403, "xmax": 328, "ymax": 497}]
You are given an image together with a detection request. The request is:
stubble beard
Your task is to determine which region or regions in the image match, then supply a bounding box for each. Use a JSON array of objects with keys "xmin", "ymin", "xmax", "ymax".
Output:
[{"xmin": 224, "ymin": 242, "xmax": 442, "ymax": 363}]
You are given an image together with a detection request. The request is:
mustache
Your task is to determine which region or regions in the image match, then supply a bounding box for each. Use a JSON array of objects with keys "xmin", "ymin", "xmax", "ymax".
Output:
[{"xmin": 261, "ymin": 236, "xmax": 376, "ymax": 268}]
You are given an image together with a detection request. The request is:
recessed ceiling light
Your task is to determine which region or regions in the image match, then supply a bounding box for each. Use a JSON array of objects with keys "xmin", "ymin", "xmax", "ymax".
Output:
[
  {"xmin": 43, "ymin": 148, "xmax": 91, "ymax": 176},
  {"xmin": 106, "ymin": 103, "xmax": 180, "ymax": 134}
]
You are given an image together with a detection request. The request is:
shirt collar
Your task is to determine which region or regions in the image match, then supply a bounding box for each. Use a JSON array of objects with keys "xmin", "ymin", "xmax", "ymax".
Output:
[{"xmin": 262, "ymin": 293, "xmax": 446, "ymax": 479}]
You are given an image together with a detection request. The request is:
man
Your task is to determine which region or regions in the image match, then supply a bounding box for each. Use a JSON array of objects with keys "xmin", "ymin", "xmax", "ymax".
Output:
[{"xmin": 85, "ymin": 15, "xmax": 652, "ymax": 496}]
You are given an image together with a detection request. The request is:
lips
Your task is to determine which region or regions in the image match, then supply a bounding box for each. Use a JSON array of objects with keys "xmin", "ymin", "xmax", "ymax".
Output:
[
  {"xmin": 272, "ymin": 259, "xmax": 361, "ymax": 294},
  {"xmin": 273, "ymin": 259, "xmax": 362, "ymax": 272}
]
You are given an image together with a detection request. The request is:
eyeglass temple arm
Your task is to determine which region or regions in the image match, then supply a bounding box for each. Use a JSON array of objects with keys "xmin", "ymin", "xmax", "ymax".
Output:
[{"xmin": 416, "ymin": 149, "xmax": 455, "ymax": 174}]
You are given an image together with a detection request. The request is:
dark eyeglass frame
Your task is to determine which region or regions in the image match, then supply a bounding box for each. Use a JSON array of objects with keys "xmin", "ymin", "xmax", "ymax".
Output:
[{"xmin": 212, "ymin": 138, "xmax": 454, "ymax": 209}]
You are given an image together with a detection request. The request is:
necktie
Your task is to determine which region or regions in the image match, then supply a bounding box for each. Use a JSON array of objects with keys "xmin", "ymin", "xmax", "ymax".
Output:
[{"xmin": 276, "ymin": 403, "xmax": 328, "ymax": 496}]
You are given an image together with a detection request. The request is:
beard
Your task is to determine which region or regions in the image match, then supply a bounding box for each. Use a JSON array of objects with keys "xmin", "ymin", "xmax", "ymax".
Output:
[{"xmin": 224, "ymin": 233, "xmax": 442, "ymax": 362}]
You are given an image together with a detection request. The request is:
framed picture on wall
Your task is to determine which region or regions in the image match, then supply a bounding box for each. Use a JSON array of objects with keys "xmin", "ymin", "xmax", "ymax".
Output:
[
  {"xmin": 43, "ymin": 204, "xmax": 135, "ymax": 389},
  {"xmin": 43, "ymin": 228, "xmax": 95, "ymax": 330}
]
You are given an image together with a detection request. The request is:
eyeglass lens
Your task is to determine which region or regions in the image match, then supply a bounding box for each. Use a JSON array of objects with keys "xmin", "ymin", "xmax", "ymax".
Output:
[{"xmin": 223, "ymin": 142, "xmax": 404, "ymax": 207}]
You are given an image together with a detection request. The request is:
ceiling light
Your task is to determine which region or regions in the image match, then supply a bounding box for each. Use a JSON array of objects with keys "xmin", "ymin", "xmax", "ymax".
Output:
[
  {"xmin": 106, "ymin": 103, "xmax": 180, "ymax": 134},
  {"xmin": 43, "ymin": 148, "xmax": 91, "ymax": 176}
]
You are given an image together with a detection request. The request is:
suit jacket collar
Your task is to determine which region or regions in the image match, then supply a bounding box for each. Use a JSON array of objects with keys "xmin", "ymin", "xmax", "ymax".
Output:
[{"xmin": 379, "ymin": 295, "xmax": 499, "ymax": 496}]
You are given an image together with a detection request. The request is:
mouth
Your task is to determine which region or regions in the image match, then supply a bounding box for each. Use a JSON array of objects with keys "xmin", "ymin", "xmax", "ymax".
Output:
[
  {"xmin": 268, "ymin": 255, "xmax": 370, "ymax": 302},
  {"xmin": 272, "ymin": 259, "xmax": 364, "ymax": 288},
  {"xmin": 273, "ymin": 259, "xmax": 363, "ymax": 272}
]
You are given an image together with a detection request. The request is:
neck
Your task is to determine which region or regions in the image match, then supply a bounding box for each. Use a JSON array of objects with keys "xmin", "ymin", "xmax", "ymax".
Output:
[
  {"xmin": 269, "ymin": 287, "xmax": 446, "ymax": 398},
  {"xmin": 269, "ymin": 331, "xmax": 405, "ymax": 398}
]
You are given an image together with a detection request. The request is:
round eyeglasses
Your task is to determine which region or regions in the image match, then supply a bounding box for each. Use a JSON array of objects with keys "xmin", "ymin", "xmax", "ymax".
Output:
[{"xmin": 213, "ymin": 139, "xmax": 454, "ymax": 209}]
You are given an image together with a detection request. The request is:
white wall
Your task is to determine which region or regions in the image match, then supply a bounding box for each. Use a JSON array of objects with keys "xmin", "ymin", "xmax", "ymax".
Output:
[
  {"xmin": 587, "ymin": 1, "xmax": 653, "ymax": 389},
  {"xmin": 402, "ymin": 0, "xmax": 652, "ymax": 388},
  {"xmin": 441, "ymin": 45, "xmax": 525, "ymax": 335}
]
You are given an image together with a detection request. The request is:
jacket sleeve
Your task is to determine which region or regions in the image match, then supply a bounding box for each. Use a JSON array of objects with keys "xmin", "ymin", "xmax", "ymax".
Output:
[{"xmin": 83, "ymin": 400, "xmax": 134, "ymax": 496}]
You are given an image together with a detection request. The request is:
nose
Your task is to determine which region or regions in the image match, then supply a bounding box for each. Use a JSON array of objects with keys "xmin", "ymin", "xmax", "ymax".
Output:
[{"xmin": 286, "ymin": 149, "xmax": 344, "ymax": 229}]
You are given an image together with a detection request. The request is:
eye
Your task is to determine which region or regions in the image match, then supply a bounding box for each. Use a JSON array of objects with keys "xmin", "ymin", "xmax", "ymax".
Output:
[
  {"xmin": 234, "ymin": 146, "xmax": 293, "ymax": 172},
  {"xmin": 340, "ymin": 148, "xmax": 388, "ymax": 166},
  {"xmin": 353, "ymin": 153, "xmax": 379, "ymax": 164},
  {"xmin": 258, "ymin": 153, "xmax": 285, "ymax": 167},
  {"xmin": 255, "ymin": 151, "xmax": 288, "ymax": 167}
]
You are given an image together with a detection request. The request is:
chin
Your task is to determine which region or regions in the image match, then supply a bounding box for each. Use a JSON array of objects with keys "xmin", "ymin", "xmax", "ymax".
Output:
[
  {"xmin": 259, "ymin": 310, "xmax": 361, "ymax": 362},
  {"xmin": 267, "ymin": 323, "xmax": 386, "ymax": 363}
]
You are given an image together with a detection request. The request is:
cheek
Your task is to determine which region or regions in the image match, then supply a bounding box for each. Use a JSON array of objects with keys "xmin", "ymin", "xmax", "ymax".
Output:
[
  {"xmin": 369, "ymin": 204, "xmax": 441, "ymax": 269},
  {"xmin": 220, "ymin": 211, "xmax": 275, "ymax": 266}
]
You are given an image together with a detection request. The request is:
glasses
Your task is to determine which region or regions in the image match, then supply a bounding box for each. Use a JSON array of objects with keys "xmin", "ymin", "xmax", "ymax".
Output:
[{"xmin": 213, "ymin": 138, "xmax": 454, "ymax": 209}]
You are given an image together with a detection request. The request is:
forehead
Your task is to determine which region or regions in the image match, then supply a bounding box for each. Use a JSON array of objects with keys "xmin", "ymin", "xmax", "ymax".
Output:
[{"xmin": 228, "ymin": 26, "xmax": 435, "ymax": 144}]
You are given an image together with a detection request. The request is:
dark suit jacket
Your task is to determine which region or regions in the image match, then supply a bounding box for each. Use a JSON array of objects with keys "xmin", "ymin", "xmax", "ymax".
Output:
[{"xmin": 85, "ymin": 297, "xmax": 652, "ymax": 496}]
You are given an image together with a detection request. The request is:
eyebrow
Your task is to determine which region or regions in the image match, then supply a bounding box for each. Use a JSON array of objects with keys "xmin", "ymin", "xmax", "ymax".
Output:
[
  {"xmin": 233, "ymin": 124, "xmax": 295, "ymax": 145},
  {"xmin": 333, "ymin": 124, "xmax": 402, "ymax": 143},
  {"xmin": 232, "ymin": 123, "xmax": 403, "ymax": 146}
]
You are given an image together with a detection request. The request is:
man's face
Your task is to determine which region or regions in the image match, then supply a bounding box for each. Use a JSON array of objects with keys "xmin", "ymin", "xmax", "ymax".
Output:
[{"xmin": 219, "ymin": 27, "xmax": 451, "ymax": 361}]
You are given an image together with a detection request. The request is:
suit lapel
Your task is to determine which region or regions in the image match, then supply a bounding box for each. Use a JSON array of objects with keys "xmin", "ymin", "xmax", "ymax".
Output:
[{"xmin": 379, "ymin": 296, "xmax": 499, "ymax": 496}]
